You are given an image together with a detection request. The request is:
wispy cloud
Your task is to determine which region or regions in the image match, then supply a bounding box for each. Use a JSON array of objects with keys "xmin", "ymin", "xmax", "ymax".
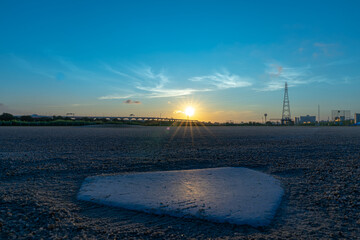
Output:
[
  {"xmin": 138, "ymin": 87, "xmax": 209, "ymax": 98},
  {"xmin": 255, "ymin": 63, "xmax": 326, "ymax": 91},
  {"xmin": 103, "ymin": 64, "xmax": 140, "ymax": 81},
  {"xmin": 313, "ymin": 42, "xmax": 341, "ymax": 58},
  {"xmin": 101, "ymin": 65, "xmax": 218, "ymax": 99},
  {"xmin": 127, "ymin": 67, "xmax": 208, "ymax": 98},
  {"xmin": 108, "ymin": 67, "xmax": 252, "ymax": 98},
  {"xmin": 8, "ymin": 55, "xmax": 124, "ymax": 86},
  {"xmin": 173, "ymin": 110, "xmax": 184, "ymax": 114},
  {"xmin": 324, "ymin": 59, "xmax": 354, "ymax": 67},
  {"xmin": 132, "ymin": 67, "xmax": 171, "ymax": 94},
  {"xmin": 339, "ymin": 75, "xmax": 360, "ymax": 84},
  {"xmin": 70, "ymin": 103, "xmax": 96, "ymax": 107},
  {"xmin": 189, "ymin": 71, "xmax": 252, "ymax": 89},
  {"xmin": 54, "ymin": 58, "xmax": 122, "ymax": 84},
  {"xmin": 98, "ymin": 94, "xmax": 133, "ymax": 100},
  {"xmin": 124, "ymin": 99, "xmax": 141, "ymax": 104},
  {"xmin": 9, "ymin": 54, "xmax": 55, "ymax": 79}
]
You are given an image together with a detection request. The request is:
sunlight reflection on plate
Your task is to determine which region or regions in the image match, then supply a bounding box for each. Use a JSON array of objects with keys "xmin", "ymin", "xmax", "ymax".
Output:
[{"xmin": 78, "ymin": 167, "xmax": 283, "ymax": 227}]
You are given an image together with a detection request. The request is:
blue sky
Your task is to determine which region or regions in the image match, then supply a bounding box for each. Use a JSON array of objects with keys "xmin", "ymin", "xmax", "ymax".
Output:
[{"xmin": 0, "ymin": 0, "xmax": 359, "ymax": 122}]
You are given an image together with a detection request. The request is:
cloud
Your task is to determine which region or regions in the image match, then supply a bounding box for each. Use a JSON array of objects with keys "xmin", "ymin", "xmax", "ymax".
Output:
[
  {"xmin": 314, "ymin": 42, "xmax": 336, "ymax": 48},
  {"xmin": 268, "ymin": 64, "xmax": 283, "ymax": 77},
  {"xmin": 55, "ymin": 58, "xmax": 134, "ymax": 85},
  {"xmin": 339, "ymin": 75, "xmax": 360, "ymax": 84},
  {"xmin": 8, "ymin": 54, "xmax": 55, "ymax": 79},
  {"xmin": 103, "ymin": 65, "xmax": 212, "ymax": 98},
  {"xmin": 103, "ymin": 64, "xmax": 139, "ymax": 81},
  {"xmin": 124, "ymin": 99, "xmax": 141, "ymax": 104},
  {"xmin": 8, "ymin": 55, "xmax": 124, "ymax": 86},
  {"xmin": 189, "ymin": 71, "xmax": 252, "ymax": 89},
  {"xmin": 70, "ymin": 103, "xmax": 94, "ymax": 107},
  {"xmin": 102, "ymin": 65, "xmax": 252, "ymax": 99},
  {"xmin": 132, "ymin": 68, "xmax": 173, "ymax": 95},
  {"xmin": 313, "ymin": 42, "xmax": 340, "ymax": 58},
  {"xmin": 255, "ymin": 63, "xmax": 326, "ymax": 91},
  {"xmin": 131, "ymin": 67, "xmax": 210, "ymax": 98},
  {"xmin": 98, "ymin": 94, "xmax": 133, "ymax": 100},
  {"xmin": 324, "ymin": 59, "xmax": 354, "ymax": 67},
  {"xmin": 136, "ymin": 86, "xmax": 209, "ymax": 98}
]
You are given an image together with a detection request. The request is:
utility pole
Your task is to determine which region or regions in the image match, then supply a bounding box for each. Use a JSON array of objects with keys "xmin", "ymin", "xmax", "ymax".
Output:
[{"xmin": 318, "ymin": 104, "xmax": 320, "ymax": 125}]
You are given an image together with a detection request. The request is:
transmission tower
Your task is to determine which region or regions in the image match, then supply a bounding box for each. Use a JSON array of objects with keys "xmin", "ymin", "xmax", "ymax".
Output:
[{"xmin": 281, "ymin": 82, "xmax": 292, "ymax": 125}]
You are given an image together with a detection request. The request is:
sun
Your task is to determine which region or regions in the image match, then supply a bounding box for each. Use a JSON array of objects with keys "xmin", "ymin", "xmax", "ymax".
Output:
[{"xmin": 185, "ymin": 106, "xmax": 195, "ymax": 117}]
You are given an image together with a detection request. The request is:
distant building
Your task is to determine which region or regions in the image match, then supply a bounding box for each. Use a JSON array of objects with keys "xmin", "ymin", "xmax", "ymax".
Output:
[
  {"xmin": 299, "ymin": 115, "xmax": 316, "ymax": 124},
  {"xmin": 295, "ymin": 117, "xmax": 300, "ymax": 124},
  {"xmin": 332, "ymin": 110, "xmax": 351, "ymax": 121},
  {"xmin": 355, "ymin": 113, "xmax": 360, "ymax": 124}
]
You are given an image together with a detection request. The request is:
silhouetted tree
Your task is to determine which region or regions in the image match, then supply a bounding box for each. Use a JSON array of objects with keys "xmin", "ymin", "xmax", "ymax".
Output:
[
  {"xmin": 0, "ymin": 113, "xmax": 14, "ymax": 121},
  {"xmin": 53, "ymin": 115, "xmax": 64, "ymax": 120},
  {"xmin": 80, "ymin": 117, "xmax": 91, "ymax": 121},
  {"xmin": 20, "ymin": 115, "xmax": 34, "ymax": 122},
  {"xmin": 38, "ymin": 117, "xmax": 52, "ymax": 121}
]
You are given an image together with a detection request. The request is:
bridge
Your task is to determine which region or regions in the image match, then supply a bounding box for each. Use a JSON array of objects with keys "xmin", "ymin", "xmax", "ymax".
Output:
[{"xmin": 71, "ymin": 116, "xmax": 198, "ymax": 122}]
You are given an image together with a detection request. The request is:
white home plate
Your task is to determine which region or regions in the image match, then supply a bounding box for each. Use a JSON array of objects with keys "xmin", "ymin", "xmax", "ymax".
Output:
[{"xmin": 78, "ymin": 167, "xmax": 283, "ymax": 227}]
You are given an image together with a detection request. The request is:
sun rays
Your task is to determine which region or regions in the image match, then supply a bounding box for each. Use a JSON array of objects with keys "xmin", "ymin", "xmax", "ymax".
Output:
[
  {"xmin": 168, "ymin": 119, "xmax": 214, "ymax": 146},
  {"xmin": 166, "ymin": 97, "xmax": 214, "ymax": 145}
]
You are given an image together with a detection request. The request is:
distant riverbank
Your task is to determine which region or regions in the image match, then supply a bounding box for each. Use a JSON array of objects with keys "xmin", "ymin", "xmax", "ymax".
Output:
[{"xmin": 1, "ymin": 120, "xmax": 358, "ymax": 127}]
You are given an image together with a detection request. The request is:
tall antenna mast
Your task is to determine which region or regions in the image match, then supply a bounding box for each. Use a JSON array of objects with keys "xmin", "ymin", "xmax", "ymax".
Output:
[{"xmin": 281, "ymin": 82, "xmax": 292, "ymax": 125}]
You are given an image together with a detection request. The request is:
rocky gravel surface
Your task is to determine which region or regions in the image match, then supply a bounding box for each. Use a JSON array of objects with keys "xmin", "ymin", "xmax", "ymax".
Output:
[{"xmin": 0, "ymin": 126, "xmax": 359, "ymax": 239}]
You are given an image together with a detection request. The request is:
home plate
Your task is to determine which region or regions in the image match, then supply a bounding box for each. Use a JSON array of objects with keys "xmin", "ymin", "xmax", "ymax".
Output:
[{"xmin": 78, "ymin": 167, "xmax": 283, "ymax": 227}]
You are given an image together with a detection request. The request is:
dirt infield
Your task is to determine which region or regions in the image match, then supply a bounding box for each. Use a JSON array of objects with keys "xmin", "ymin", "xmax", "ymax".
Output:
[{"xmin": 0, "ymin": 126, "xmax": 359, "ymax": 239}]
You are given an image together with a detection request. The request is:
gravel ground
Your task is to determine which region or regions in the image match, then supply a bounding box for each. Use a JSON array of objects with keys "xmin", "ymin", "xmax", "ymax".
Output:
[{"xmin": 0, "ymin": 126, "xmax": 359, "ymax": 239}]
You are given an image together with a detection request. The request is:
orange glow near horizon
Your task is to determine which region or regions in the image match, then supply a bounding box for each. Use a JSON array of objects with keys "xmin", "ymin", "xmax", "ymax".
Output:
[{"xmin": 173, "ymin": 98, "xmax": 202, "ymax": 119}]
